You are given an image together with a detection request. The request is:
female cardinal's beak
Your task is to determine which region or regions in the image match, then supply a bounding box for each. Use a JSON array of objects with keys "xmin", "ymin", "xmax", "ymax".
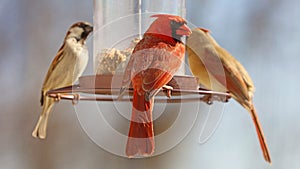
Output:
[{"xmin": 176, "ymin": 24, "xmax": 192, "ymax": 36}]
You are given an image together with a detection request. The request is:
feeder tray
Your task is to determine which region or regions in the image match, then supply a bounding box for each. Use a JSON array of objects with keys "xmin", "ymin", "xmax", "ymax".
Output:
[{"xmin": 46, "ymin": 74, "xmax": 231, "ymax": 104}]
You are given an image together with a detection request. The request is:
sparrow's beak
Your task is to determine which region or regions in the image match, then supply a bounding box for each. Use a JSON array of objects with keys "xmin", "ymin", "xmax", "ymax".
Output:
[
  {"xmin": 176, "ymin": 24, "xmax": 192, "ymax": 36},
  {"xmin": 81, "ymin": 25, "xmax": 93, "ymax": 40},
  {"xmin": 85, "ymin": 25, "xmax": 93, "ymax": 33}
]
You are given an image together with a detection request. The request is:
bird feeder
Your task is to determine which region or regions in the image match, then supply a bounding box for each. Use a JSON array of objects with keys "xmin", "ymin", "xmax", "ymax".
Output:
[{"xmin": 46, "ymin": 0, "xmax": 230, "ymax": 159}]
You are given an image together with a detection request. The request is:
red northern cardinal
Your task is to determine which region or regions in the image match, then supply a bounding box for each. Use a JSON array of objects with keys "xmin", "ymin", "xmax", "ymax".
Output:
[
  {"xmin": 120, "ymin": 14, "xmax": 191, "ymax": 157},
  {"xmin": 186, "ymin": 28, "xmax": 271, "ymax": 163}
]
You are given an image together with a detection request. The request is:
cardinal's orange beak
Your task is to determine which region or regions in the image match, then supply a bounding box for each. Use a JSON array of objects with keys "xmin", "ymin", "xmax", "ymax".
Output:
[{"xmin": 176, "ymin": 24, "xmax": 192, "ymax": 36}]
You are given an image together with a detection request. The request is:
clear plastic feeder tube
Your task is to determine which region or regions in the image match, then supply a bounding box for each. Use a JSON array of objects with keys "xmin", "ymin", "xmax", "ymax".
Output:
[{"xmin": 93, "ymin": 0, "xmax": 186, "ymax": 75}]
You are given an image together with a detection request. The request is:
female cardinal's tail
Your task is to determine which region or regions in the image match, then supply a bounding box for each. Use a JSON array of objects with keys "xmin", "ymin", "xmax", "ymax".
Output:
[
  {"xmin": 249, "ymin": 106, "xmax": 271, "ymax": 163},
  {"xmin": 126, "ymin": 91, "xmax": 155, "ymax": 157}
]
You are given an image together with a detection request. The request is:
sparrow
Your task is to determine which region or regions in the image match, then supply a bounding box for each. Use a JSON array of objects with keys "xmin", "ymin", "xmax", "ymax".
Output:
[
  {"xmin": 120, "ymin": 14, "xmax": 191, "ymax": 157},
  {"xmin": 32, "ymin": 22, "xmax": 93, "ymax": 139},
  {"xmin": 186, "ymin": 28, "xmax": 271, "ymax": 163}
]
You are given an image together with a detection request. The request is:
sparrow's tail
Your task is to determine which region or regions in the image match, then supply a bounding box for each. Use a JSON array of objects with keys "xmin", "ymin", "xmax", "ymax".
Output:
[
  {"xmin": 32, "ymin": 97, "xmax": 54, "ymax": 139},
  {"xmin": 249, "ymin": 105, "xmax": 271, "ymax": 163},
  {"xmin": 126, "ymin": 91, "xmax": 155, "ymax": 157}
]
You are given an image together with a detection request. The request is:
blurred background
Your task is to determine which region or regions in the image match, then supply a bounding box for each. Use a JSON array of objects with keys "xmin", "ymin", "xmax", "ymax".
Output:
[{"xmin": 0, "ymin": 0, "xmax": 299, "ymax": 168}]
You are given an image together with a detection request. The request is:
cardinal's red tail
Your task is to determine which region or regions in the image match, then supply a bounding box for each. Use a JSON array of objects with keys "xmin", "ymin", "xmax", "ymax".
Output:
[{"xmin": 126, "ymin": 90, "xmax": 155, "ymax": 157}]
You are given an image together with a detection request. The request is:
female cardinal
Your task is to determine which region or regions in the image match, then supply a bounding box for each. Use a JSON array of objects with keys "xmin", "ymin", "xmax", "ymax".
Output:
[
  {"xmin": 186, "ymin": 28, "xmax": 271, "ymax": 163},
  {"xmin": 32, "ymin": 22, "xmax": 93, "ymax": 139},
  {"xmin": 120, "ymin": 14, "xmax": 191, "ymax": 157}
]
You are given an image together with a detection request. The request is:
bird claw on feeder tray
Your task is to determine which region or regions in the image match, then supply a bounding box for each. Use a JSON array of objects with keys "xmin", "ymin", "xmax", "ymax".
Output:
[
  {"xmin": 200, "ymin": 92, "xmax": 231, "ymax": 105},
  {"xmin": 145, "ymin": 85, "xmax": 174, "ymax": 101},
  {"xmin": 162, "ymin": 85, "xmax": 173, "ymax": 98},
  {"xmin": 224, "ymin": 92, "xmax": 231, "ymax": 102},
  {"xmin": 54, "ymin": 93, "xmax": 62, "ymax": 102},
  {"xmin": 200, "ymin": 95, "xmax": 213, "ymax": 105},
  {"xmin": 46, "ymin": 87, "xmax": 81, "ymax": 105},
  {"xmin": 71, "ymin": 93, "xmax": 80, "ymax": 105}
]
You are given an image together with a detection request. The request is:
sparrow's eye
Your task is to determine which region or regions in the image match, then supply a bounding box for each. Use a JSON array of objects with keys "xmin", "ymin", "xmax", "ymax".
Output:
[{"xmin": 79, "ymin": 24, "xmax": 86, "ymax": 29}]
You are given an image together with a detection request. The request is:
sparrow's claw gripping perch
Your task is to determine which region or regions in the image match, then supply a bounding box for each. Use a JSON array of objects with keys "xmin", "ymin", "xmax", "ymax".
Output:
[
  {"xmin": 54, "ymin": 93, "xmax": 62, "ymax": 102},
  {"xmin": 162, "ymin": 85, "xmax": 173, "ymax": 98},
  {"xmin": 72, "ymin": 93, "xmax": 80, "ymax": 105}
]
